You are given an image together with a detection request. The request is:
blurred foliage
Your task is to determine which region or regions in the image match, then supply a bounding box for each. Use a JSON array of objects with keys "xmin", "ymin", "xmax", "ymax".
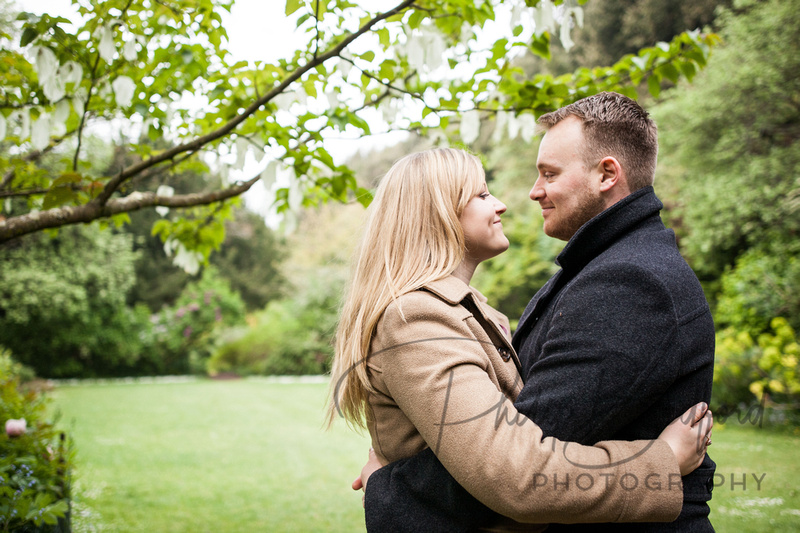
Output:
[
  {"xmin": 207, "ymin": 275, "xmax": 343, "ymax": 377},
  {"xmin": 560, "ymin": 0, "xmax": 728, "ymax": 72},
  {"xmin": 0, "ymin": 349, "xmax": 71, "ymax": 530},
  {"xmin": 652, "ymin": 0, "xmax": 800, "ymax": 417},
  {"xmin": 713, "ymin": 318, "xmax": 800, "ymax": 424},
  {"xmin": 0, "ymin": 225, "xmax": 247, "ymax": 377},
  {"xmin": 148, "ymin": 267, "xmax": 246, "ymax": 375},
  {"xmin": 654, "ymin": 0, "xmax": 800, "ymax": 289}
]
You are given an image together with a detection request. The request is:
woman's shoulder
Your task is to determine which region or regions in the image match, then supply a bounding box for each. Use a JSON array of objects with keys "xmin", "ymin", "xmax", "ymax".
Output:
[{"xmin": 381, "ymin": 287, "xmax": 464, "ymax": 325}]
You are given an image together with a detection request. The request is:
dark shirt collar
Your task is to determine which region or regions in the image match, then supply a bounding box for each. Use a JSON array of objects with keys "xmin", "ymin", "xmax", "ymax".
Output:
[{"xmin": 557, "ymin": 186, "xmax": 663, "ymax": 272}]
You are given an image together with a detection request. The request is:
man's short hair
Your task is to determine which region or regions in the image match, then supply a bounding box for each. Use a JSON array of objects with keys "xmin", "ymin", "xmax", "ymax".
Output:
[{"xmin": 537, "ymin": 92, "xmax": 658, "ymax": 191}]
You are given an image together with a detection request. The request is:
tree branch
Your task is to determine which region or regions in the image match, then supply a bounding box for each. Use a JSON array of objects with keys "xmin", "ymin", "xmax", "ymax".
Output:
[
  {"xmin": 0, "ymin": 175, "xmax": 260, "ymax": 242},
  {"xmin": 92, "ymin": 0, "xmax": 416, "ymax": 206}
]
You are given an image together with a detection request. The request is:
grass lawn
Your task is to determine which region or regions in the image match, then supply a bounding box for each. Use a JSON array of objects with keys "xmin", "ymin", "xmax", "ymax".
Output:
[
  {"xmin": 51, "ymin": 378, "xmax": 371, "ymax": 532},
  {"xmin": 50, "ymin": 379, "xmax": 800, "ymax": 532}
]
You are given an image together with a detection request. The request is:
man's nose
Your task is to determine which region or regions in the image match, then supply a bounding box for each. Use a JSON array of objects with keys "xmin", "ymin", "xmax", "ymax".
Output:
[{"xmin": 530, "ymin": 177, "xmax": 544, "ymax": 201}]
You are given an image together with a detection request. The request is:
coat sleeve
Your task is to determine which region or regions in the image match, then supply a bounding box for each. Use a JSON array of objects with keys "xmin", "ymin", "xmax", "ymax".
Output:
[
  {"xmin": 365, "ymin": 294, "xmax": 683, "ymax": 527},
  {"xmin": 514, "ymin": 263, "xmax": 681, "ymax": 444}
]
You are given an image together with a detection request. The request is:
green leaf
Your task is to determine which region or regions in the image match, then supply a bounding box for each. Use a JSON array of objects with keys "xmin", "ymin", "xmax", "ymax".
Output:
[
  {"xmin": 285, "ymin": 0, "xmax": 302, "ymax": 16},
  {"xmin": 530, "ymin": 34, "xmax": 551, "ymax": 60},
  {"xmin": 660, "ymin": 62, "xmax": 681, "ymax": 84},
  {"xmin": 408, "ymin": 9, "xmax": 425, "ymax": 29},
  {"xmin": 647, "ymin": 74, "xmax": 661, "ymax": 98},
  {"xmin": 42, "ymin": 186, "xmax": 77, "ymax": 210},
  {"xmin": 313, "ymin": 0, "xmax": 328, "ymax": 19},
  {"xmin": 679, "ymin": 61, "xmax": 697, "ymax": 82},
  {"xmin": 20, "ymin": 27, "xmax": 39, "ymax": 47}
]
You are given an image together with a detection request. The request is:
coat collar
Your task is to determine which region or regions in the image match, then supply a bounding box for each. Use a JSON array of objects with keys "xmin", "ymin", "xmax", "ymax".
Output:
[
  {"xmin": 422, "ymin": 275, "xmax": 486, "ymax": 306},
  {"xmin": 556, "ymin": 186, "xmax": 663, "ymax": 273}
]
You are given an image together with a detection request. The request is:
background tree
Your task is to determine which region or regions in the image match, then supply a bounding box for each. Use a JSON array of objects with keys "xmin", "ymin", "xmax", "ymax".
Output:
[
  {"xmin": 0, "ymin": 224, "xmax": 150, "ymax": 377},
  {"xmin": 0, "ymin": 0, "xmax": 716, "ymax": 266},
  {"xmin": 652, "ymin": 0, "xmax": 800, "ymax": 416}
]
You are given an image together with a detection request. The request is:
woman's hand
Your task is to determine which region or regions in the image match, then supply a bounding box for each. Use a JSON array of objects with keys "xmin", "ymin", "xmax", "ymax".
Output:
[
  {"xmin": 352, "ymin": 448, "xmax": 384, "ymax": 507},
  {"xmin": 658, "ymin": 402, "xmax": 713, "ymax": 476}
]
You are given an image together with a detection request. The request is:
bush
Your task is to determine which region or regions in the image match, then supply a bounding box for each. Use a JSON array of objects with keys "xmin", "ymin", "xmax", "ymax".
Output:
[
  {"xmin": 713, "ymin": 318, "xmax": 800, "ymax": 424},
  {"xmin": 0, "ymin": 226, "xmax": 144, "ymax": 378},
  {"xmin": 148, "ymin": 267, "xmax": 247, "ymax": 375},
  {"xmin": 0, "ymin": 349, "xmax": 71, "ymax": 531},
  {"xmin": 208, "ymin": 278, "xmax": 340, "ymax": 376}
]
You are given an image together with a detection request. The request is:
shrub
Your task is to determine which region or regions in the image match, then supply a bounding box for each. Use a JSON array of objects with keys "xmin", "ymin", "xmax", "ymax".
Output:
[
  {"xmin": 148, "ymin": 267, "xmax": 247, "ymax": 375},
  {"xmin": 0, "ymin": 226, "xmax": 144, "ymax": 378},
  {"xmin": 208, "ymin": 278, "xmax": 340, "ymax": 376},
  {"xmin": 0, "ymin": 349, "xmax": 71, "ymax": 531},
  {"xmin": 713, "ymin": 318, "xmax": 800, "ymax": 424}
]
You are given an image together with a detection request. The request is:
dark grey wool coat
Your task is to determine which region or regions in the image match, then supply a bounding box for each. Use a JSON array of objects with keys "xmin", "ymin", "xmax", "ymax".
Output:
[{"xmin": 365, "ymin": 187, "xmax": 716, "ymax": 533}]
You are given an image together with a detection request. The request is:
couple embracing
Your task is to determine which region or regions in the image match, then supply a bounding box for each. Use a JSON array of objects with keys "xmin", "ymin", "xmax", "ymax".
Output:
[{"xmin": 328, "ymin": 92, "xmax": 716, "ymax": 532}]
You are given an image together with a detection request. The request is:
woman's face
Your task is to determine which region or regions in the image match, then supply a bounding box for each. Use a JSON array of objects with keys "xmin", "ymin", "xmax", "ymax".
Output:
[{"xmin": 460, "ymin": 184, "xmax": 509, "ymax": 264}]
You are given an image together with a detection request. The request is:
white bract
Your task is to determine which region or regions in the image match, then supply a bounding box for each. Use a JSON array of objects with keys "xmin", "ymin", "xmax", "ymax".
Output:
[
  {"xmin": 31, "ymin": 45, "xmax": 58, "ymax": 81},
  {"xmin": 123, "ymin": 39, "xmax": 138, "ymax": 61},
  {"xmin": 492, "ymin": 111, "xmax": 508, "ymax": 143},
  {"xmin": 111, "ymin": 76, "xmax": 135, "ymax": 107},
  {"xmin": 31, "ymin": 113, "xmax": 51, "ymax": 151},
  {"xmin": 460, "ymin": 110, "xmax": 481, "ymax": 145},
  {"xmin": 43, "ymin": 75, "xmax": 65, "ymax": 102},
  {"xmin": 155, "ymin": 185, "xmax": 174, "ymax": 217},
  {"xmin": 59, "ymin": 61, "xmax": 83, "ymax": 86},
  {"xmin": 164, "ymin": 237, "xmax": 203, "ymax": 275},
  {"xmin": 519, "ymin": 113, "xmax": 537, "ymax": 143},
  {"xmin": 261, "ymin": 161, "xmax": 278, "ymax": 189},
  {"xmin": 95, "ymin": 24, "xmax": 116, "ymax": 62},
  {"xmin": 234, "ymin": 137, "xmax": 249, "ymax": 171},
  {"xmin": 54, "ymin": 99, "xmax": 71, "ymax": 125}
]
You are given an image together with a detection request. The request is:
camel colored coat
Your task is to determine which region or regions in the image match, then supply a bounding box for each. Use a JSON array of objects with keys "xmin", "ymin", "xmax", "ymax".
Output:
[{"xmin": 365, "ymin": 276, "xmax": 683, "ymax": 529}]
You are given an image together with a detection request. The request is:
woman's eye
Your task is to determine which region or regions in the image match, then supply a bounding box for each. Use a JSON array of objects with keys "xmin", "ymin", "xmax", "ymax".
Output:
[{"xmin": 479, "ymin": 192, "xmax": 490, "ymax": 199}]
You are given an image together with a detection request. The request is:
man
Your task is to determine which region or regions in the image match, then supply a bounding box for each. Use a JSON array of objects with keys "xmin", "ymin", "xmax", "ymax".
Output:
[{"xmin": 359, "ymin": 92, "xmax": 716, "ymax": 531}]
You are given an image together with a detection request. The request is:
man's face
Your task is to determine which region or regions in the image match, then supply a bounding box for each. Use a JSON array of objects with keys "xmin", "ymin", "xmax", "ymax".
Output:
[{"xmin": 530, "ymin": 116, "xmax": 606, "ymax": 241}]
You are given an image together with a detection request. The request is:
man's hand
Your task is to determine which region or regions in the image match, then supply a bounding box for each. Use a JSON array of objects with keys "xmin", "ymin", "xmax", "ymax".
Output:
[{"xmin": 352, "ymin": 448, "xmax": 385, "ymax": 507}]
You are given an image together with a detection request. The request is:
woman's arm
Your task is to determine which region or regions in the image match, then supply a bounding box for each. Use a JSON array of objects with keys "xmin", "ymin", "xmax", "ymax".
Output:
[{"xmin": 360, "ymin": 404, "xmax": 711, "ymax": 531}]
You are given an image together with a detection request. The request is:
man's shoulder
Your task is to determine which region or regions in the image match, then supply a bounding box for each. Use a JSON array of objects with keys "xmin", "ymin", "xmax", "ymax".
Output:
[{"xmin": 587, "ymin": 226, "xmax": 709, "ymax": 313}]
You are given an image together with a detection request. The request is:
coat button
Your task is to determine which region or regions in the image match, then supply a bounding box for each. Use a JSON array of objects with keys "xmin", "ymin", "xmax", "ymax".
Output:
[{"xmin": 497, "ymin": 347, "xmax": 511, "ymax": 361}]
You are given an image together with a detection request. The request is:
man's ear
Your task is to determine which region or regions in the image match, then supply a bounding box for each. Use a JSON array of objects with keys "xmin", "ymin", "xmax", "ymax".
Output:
[{"xmin": 598, "ymin": 156, "xmax": 624, "ymax": 193}]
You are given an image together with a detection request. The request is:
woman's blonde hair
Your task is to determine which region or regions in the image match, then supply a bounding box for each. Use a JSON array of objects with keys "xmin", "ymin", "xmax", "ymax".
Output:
[{"xmin": 327, "ymin": 148, "xmax": 486, "ymax": 429}]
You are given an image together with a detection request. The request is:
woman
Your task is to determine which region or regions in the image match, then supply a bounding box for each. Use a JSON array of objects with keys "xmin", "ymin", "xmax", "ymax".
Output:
[{"xmin": 327, "ymin": 148, "xmax": 711, "ymax": 529}]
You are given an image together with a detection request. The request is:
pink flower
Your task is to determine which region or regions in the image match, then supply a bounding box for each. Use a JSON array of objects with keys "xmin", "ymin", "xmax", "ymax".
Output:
[
  {"xmin": 188, "ymin": 303, "xmax": 200, "ymax": 312},
  {"xmin": 5, "ymin": 418, "xmax": 27, "ymax": 437},
  {"xmin": 176, "ymin": 307, "xmax": 186, "ymax": 318},
  {"xmin": 183, "ymin": 326, "xmax": 193, "ymax": 338},
  {"xmin": 214, "ymin": 307, "xmax": 222, "ymax": 322}
]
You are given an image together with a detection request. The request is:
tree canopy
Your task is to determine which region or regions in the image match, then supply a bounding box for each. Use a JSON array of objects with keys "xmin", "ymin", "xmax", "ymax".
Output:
[{"xmin": 0, "ymin": 0, "xmax": 717, "ymax": 267}]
